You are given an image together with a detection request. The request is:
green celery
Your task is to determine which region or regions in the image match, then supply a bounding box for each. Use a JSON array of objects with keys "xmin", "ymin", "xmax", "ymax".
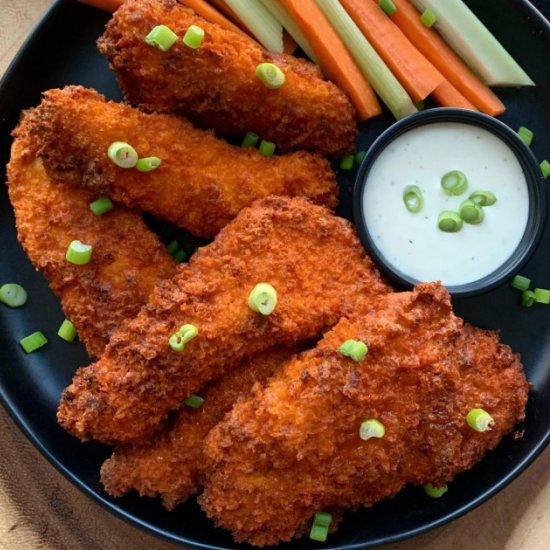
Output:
[
  {"xmin": 260, "ymin": 0, "xmax": 319, "ymax": 63},
  {"xmin": 224, "ymin": 0, "xmax": 283, "ymax": 53},
  {"xmin": 411, "ymin": 0, "xmax": 534, "ymax": 87},
  {"xmin": 316, "ymin": 0, "xmax": 417, "ymax": 119}
]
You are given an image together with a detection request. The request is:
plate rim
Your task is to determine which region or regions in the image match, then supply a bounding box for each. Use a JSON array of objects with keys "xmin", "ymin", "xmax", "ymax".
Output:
[{"xmin": 1, "ymin": 1, "xmax": 549, "ymax": 548}]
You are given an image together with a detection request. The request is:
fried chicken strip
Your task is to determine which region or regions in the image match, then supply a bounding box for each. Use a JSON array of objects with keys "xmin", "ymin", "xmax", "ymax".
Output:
[
  {"xmin": 97, "ymin": 0, "xmax": 358, "ymax": 156},
  {"xmin": 57, "ymin": 196, "xmax": 390, "ymax": 443},
  {"xmin": 100, "ymin": 346, "xmax": 301, "ymax": 510},
  {"xmin": 6, "ymin": 112, "xmax": 176, "ymax": 358},
  {"xmin": 200, "ymin": 283, "xmax": 529, "ymax": 546},
  {"xmin": 32, "ymin": 86, "xmax": 339, "ymax": 238}
]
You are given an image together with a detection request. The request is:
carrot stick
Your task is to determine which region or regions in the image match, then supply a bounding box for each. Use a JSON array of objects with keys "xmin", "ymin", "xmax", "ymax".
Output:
[
  {"xmin": 340, "ymin": 0, "xmax": 444, "ymax": 103},
  {"xmin": 78, "ymin": 0, "xmax": 252, "ymax": 42},
  {"xmin": 78, "ymin": 0, "xmax": 123, "ymax": 10},
  {"xmin": 390, "ymin": 0, "xmax": 505, "ymax": 116},
  {"xmin": 279, "ymin": 0, "xmax": 381, "ymax": 121},
  {"xmin": 431, "ymin": 81, "xmax": 478, "ymax": 111}
]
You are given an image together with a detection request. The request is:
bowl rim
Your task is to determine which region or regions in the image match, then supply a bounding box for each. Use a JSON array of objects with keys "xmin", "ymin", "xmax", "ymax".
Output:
[{"xmin": 352, "ymin": 108, "xmax": 547, "ymax": 298}]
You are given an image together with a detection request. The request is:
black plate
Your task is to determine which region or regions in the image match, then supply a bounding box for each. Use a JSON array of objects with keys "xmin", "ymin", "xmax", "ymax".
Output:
[{"xmin": 0, "ymin": 1, "xmax": 549, "ymax": 548}]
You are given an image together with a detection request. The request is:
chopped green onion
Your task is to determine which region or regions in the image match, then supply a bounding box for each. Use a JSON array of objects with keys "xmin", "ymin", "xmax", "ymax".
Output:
[
  {"xmin": 466, "ymin": 408, "xmax": 494, "ymax": 432},
  {"xmin": 259, "ymin": 140, "xmax": 276, "ymax": 157},
  {"xmin": 184, "ymin": 394, "xmax": 205, "ymax": 408},
  {"xmin": 241, "ymin": 132, "xmax": 259, "ymax": 148},
  {"xmin": 339, "ymin": 155, "xmax": 354, "ymax": 170},
  {"xmin": 534, "ymin": 288, "xmax": 550, "ymax": 304},
  {"xmin": 248, "ymin": 283, "xmax": 277, "ymax": 315},
  {"xmin": 423, "ymin": 483, "xmax": 448, "ymax": 498},
  {"xmin": 183, "ymin": 25, "xmax": 205, "ymax": 49},
  {"xmin": 167, "ymin": 239, "xmax": 180, "ymax": 255},
  {"xmin": 173, "ymin": 249, "xmax": 187, "ymax": 262},
  {"xmin": 57, "ymin": 319, "xmax": 77, "ymax": 342},
  {"xmin": 313, "ymin": 512, "xmax": 332, "ymax": 527},
  {"xmin": 517, "ymin": 126, "xmax": 533, "ymax": 147},
  {"xmin": 108, "ymin": 142, "xmax": 138, "ymax": 169},
  {"xmin": 169, "ymin": 324, "xmax": 198, "ymax": 352},
  {"xmin": 469, "ymin": 190, "xmax": 496, "ymax": 206},
  {"xmin": 421, "ymin": 9, "xmax": 437, "ymax": 27},
  {"xmin": 19, "ymin": 331, "xmax": 48, "ymax": 354},
  {"xmin": 510, "ymin": 275, "xmax": 531, "ymax": 292},
  {"xmin": 355, "ymin": 150, "xmax": 366, "ymax": 165},
  {"xmin": 378, "ymin": 0, "xmax": 397, "ymax": 17},
  {"xmin": 136, "ymin": 157, "xmax": 162, "ymax": 172},
  {"xmin": 521, "ymin": 289, "xmax": 536, "ymax": 307},
  {"xmin": 403, "ymin": 185, "xmax": 423, "ymax": 213},
  {"xmin": 89, "ymin": 196, "xmax": 114, "ymax": 215},
  {"xmin": 540, "ymin": 160, "xmax": 550, "ymax": 179},
  {"xmin": 309, "ymin": 524, "xmax": 329, "ymax": 542},
  {"xmin": 145, "ymin": 25, "xmax": 178, "ymax": 52},
  {"xmin": 359, "ymin": 418, "xmax": 385, "ymax": 440},
  {"xmin": 441, "ymin": 170, "xmax": 468, "ymax": 195},
  {"xmin": 0, "ymin": 283, "xmax": 28, "ymax": 308},
  {"xmin": 256, "ymin": 62, "xmax": 286, "ymax": 89},
  {"xmin": 338, "ymin": 339, "xmax": 368, "ymax": 362},
  {"xmin": 438, "ymin": 211, "xmax": 463, "ymax": 233},
  {"xmin": 66, "ymin": 240, "xmax": 93, "ymax": 265},
  {"xmin": 459, "ymin": 200, "xmax": 484, "ymax": 224},
  {"xmin": 415, "ymin": 100, "xmax": 425, "ymax": 111}
]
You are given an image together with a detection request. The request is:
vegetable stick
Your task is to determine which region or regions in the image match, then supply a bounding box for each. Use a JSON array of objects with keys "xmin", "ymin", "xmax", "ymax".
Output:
[
  {"xmin": 261, "ymin": 0, "xmax": 318, "ymax": 62},
  {"xmin": 224, "ymin": 0, "xmax": 284, "ymax": 52},
  {"xmin": 207, "ymin": 0, "xmax": 249, "ymax": 31},
  {"xmin": 77, "ymin": 0, "xmax": 123, "ymax": 10},
  {"xmin": 316, "ymin": 0, "xmax": 416, "ymax": 120},
  {"xmin": 410, "ymin": 0, "xmax": 534, "ymax": 87},
  {"xmin": 77, "ymin": 0, "xmax": 252, "ymax": 41},
  {"xmin": 431, "ymin": 81, "xmax": 477, "ymax": 111},
  {"xmin": 279, "ymin": 0, "xmax": 381, "ymax": 121},
  {"xmin": 339, "ymin": 0, "xmax": 444, "ymax": 103},
  {"xmin": 390, "ymin": 0, "xmax": 505, "ymax": 116}
]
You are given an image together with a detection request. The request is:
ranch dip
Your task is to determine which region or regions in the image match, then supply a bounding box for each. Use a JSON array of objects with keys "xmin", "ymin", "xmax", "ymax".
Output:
[{"xmin": 362, "ymin": 122, "xmax": 529, "ymax": 287}]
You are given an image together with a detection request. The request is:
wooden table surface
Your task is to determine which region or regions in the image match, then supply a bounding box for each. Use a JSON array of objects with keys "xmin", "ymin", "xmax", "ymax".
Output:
[{"xmin": 1, "ymin": 1, "xmax": 549, "ymax": 549}]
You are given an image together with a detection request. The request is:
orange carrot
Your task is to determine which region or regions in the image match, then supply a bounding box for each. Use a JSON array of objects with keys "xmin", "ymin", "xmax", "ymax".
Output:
[
  {"xmin": 78, "ymin": 0, "xmax": 123, "ymax": 11},
  {"xmin": 279, "ymin": 0, "xmax": 381, "ymax": 121},
  {"xmin": 431, "ymin": 81, "xmax": 478, "ymax": 111},
  {"xmin": 78, "ymin": 0, "xmax": 252, "ymax": 41},
  {"xmin": 390, "ymin": 0, "xmax": 505, "ymax": 116},
  {"xmin": 340, "ymin": 0, "xmax": 444, "ymax": 103}
]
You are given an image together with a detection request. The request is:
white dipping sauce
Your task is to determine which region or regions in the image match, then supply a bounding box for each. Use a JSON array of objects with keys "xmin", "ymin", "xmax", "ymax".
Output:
[{"xmin": 362, "ymin": 122, "xmax": 529, "ymax": 286}]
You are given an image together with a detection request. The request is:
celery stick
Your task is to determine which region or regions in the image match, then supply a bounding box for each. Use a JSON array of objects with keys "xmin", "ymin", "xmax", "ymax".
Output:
[
  {"xmin": 316, "ymin": 0, "xmax": 417, "ymax": 119},
  {"xmin": 411, "ymin": 0, "xmax": 534, "ymax": 87},
  {"xmin": 224, "ymin": 0, "xmax": 283, "ymax": 53},
  {"xmin": 260, "ymin": 0, "xmax": 319, "ymax": 63}
]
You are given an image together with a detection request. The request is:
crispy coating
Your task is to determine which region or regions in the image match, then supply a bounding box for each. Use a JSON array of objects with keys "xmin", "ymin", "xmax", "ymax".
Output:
[
  {"xmin": 57, "ymin": 196, "xmax": 390, "ymax": 443},
  {"xmin": 31, "ymin": 86, "xmax": 339, "ymax": 238},
  {"xmin": 6, "ymin": 112, "xmax": 177, "ymax": 359},
  {"xmin": 97, "ymin": 0, "xmax": 358, "ymax": 156},
  {"xmin": 100, "ymin": 346, "xmax": 300, "ymax": 510},
  {"xmin": 200, "ymin": 283, "xmax": 529, "ymax": 546}
]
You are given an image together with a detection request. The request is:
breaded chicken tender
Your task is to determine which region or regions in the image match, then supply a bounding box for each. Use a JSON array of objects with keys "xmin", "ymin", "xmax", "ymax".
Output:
[
  {"xmin": 57, "ymin": 196, "xmax": 390, "ymax": 443},
  {"xmin": 6, "ymin": 112, "xmax": 176, "ymax": 358},
  {"xmin": 32, "ymin": 86, "xmax": 339, "ymax": 238},
  {"xmin": 200, "ymin": 283, "xmax": 528, "ymax": 546},
  {"xmin": 100, "ymin": 346, "xmax": 300, "ymax": 510},
  {"xmin": 98, "ymin": 0, "xmax": 358, "ymax": 156}
]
